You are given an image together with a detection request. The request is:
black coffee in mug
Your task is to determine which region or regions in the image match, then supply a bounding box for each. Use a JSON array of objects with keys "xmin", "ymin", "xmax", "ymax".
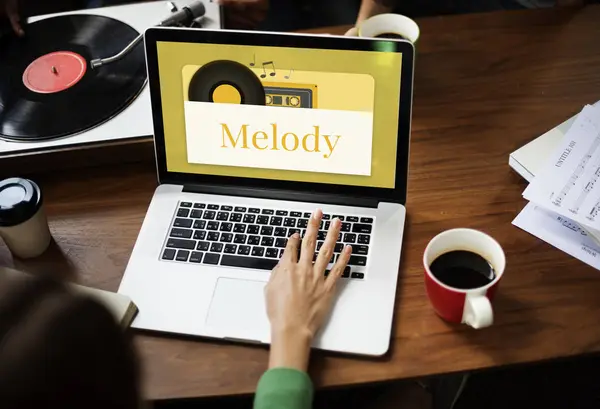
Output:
[
  {"xmin": 429, "ymin": 250, "xmax": 495, "ymax": 290},
  {"xmin": 374, "ymin": 32, "xmax": 406, "ymax": 39}
]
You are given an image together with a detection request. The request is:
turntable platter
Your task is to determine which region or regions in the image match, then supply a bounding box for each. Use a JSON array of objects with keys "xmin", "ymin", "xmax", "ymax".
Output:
[{"xmin": 0, "ymin": 14, "xmax": 147, "ymax": 141}]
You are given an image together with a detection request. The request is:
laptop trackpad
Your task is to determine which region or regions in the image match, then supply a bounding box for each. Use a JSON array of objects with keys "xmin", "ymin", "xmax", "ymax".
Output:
[{"xmin": 205, "ymin": 278, "xmax": 270, "ymax": 343}]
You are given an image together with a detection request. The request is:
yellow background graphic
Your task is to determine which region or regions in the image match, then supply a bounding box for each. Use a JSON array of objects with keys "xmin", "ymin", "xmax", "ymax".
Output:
[{"xmin": 158, "ymin": 42, "xmax": 402, "ymax": 188}]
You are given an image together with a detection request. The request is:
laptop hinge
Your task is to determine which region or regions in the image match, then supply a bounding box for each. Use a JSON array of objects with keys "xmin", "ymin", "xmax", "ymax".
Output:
[{"xmin": 182, "ymin": 184, "xmax": 380, "ymax": 208}]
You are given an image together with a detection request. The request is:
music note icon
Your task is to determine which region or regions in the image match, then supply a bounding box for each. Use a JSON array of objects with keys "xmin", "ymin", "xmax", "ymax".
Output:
[
  {"xmin": 260, "ymin": 61, "xmax": 276, "ymax": 78},
  {"xmin": 249, "ymin": 54, "xmax": 256, "ymax": 67},
  {"xmin": 284, "ymin": 68, "xmax": 293, "ymax": 79}
]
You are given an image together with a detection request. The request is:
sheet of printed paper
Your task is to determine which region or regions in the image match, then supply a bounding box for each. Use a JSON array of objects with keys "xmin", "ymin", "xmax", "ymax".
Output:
[
  {"xmin": 523, "ymin": 105, "xmax": 600, "ymax": 231},
  {"xmin": 513, "ymin": 203, "xmax": 600, "ymax": 270}
]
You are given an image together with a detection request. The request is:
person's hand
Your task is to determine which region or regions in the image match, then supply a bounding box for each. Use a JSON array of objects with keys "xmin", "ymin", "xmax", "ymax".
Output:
[
  {"xmin": 265, "ymin": 209, "xmax": 352, "ymax": 371},
  {"xmin": 355, "ymin": 0, "xmax": 392, "ymax": 26},
  {"xmin": 0, "ymin": 0, "xmax": 24, "ymax": 36}
]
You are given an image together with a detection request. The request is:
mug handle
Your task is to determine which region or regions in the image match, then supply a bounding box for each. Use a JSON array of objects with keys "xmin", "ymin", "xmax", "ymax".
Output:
[{"xmin": 463, "ymin": 294, "xmax": 493, "ymax": 329}]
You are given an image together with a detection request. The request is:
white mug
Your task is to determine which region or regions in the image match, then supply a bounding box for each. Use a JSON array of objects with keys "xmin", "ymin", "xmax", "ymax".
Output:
[{"xmin": 346, "ymin": 13, "xmax": 420, "ymax": 43}]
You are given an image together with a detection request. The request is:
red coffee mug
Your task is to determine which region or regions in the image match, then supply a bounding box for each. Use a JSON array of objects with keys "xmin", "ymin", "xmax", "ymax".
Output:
[{"xmin": 423, "ymin": 229, "xmax": 506, "ymax": 329}]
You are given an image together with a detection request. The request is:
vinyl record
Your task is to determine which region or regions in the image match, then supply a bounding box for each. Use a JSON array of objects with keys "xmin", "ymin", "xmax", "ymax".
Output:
[
  {"xmin": 188, "ymin": 60, "xmax": 266, "ymax": 105},
  {"xmin": 0, "ymin": 14, "xmax": 147, "ymax": 141}
]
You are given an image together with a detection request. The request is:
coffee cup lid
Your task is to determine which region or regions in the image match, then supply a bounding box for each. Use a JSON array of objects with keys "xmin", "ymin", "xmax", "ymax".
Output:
[{"xmin": 0, "ymin": 178, "xmax": 42, "ymax": 227}]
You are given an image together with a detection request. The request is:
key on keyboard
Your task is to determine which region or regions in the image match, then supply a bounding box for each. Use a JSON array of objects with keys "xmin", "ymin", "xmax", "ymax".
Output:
[{"xmin": 190, "ymin": 251, "xmax": 203, "ymax": 263}]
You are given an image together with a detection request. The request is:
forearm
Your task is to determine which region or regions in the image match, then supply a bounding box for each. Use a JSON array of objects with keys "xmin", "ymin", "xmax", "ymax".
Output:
[
  {"xmin": 253, "ymin": 331, "xmax": 314, "ymax": 409},
  {"xmin": 269, "ymin": 328, "xmax": 312, "ymax": 372},
  {"xmin": 254, "ymin": 368, "xmax": 313, "ymax": 409},
  {"xmin": 356, "ymin": 0, "xmax": 394, "ymax": 24}
]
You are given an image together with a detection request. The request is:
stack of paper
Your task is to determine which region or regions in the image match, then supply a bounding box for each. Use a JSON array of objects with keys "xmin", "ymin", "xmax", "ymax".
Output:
[
  {"xmin": 513, "ymin": 105, "xmax": 600, "ymax": 269},
  {"xmin": 509, "ymin": 115, "xmax": 579, "ymax": 182}
]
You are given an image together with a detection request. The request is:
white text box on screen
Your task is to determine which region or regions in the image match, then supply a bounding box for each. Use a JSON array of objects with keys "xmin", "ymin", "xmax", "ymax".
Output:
[{"xmin": 184, "ymin": 102, "xmax": 373, "ymax": 176}]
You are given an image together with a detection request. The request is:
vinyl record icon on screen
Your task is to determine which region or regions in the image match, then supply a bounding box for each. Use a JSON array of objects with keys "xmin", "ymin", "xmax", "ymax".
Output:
[{"xmin": 188, "ymin": 60, "xmax": 266, "ymax": 105}]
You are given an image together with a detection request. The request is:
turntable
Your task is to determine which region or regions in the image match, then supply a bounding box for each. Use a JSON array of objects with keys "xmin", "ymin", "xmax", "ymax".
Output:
[{"xmin": 0, "ymin": 1, "xmax": 222, "ymax": 160}]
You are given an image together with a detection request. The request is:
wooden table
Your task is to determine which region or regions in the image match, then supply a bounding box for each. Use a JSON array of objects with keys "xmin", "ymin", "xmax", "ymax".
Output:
[{"xmin": 4, "ymin": 5, "xmax": 600, "ymax": 401}]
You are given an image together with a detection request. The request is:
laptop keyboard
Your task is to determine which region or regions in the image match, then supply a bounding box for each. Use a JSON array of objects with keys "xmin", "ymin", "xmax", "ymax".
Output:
[{"xmin": 160, "ymin": 201, "xmax": 374, "ymax": 280}]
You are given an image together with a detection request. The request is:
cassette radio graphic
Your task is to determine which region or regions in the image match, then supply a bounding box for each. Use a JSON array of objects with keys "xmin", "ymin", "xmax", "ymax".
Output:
[{"xmin": 263, "ymin": 83, "xmax": 318, "ymax": 109}]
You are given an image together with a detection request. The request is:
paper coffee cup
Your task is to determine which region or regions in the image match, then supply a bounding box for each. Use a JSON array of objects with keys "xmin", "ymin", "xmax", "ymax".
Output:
[
  {"xmin": 348, "ymin": 14, "xmax": 420, "ymax": 43},
  {"xmin": 0, "ymin": 178, "xmax": 52, "ymax": 259}
]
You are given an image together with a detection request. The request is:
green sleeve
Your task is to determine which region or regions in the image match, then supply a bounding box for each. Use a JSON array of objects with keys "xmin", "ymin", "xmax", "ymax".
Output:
[{"xmin": 253, "ymin": 368, "xmax": 313, "ymax": 409}]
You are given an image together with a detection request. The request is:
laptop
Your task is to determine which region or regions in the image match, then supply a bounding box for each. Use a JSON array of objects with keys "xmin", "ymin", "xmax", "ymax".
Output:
[{"xmin": 118, "ymin": 27, "xmax": 414, "ymax": 356}]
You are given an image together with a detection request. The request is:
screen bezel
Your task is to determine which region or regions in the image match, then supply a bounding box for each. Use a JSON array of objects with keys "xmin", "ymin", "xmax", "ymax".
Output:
[{"xmin": 145, "ymin": 27, "xmax": 414, "ymax": 205}]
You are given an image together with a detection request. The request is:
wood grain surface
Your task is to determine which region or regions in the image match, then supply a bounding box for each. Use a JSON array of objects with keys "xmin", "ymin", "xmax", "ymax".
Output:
[{"xmin": 3, "ymin": 5, "xmax": 600, "ymax": 400}]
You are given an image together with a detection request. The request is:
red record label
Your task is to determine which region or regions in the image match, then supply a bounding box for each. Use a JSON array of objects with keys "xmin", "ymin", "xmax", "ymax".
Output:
[{"xmin": 22, "ymin": 51, "xmax": 87, "ymax": 94}]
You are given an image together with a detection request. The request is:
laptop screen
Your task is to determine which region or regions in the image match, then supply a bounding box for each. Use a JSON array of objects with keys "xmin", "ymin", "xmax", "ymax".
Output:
[{"xmin": 156, "ymin": 40, "xmax": 403, "ymax": 189}]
